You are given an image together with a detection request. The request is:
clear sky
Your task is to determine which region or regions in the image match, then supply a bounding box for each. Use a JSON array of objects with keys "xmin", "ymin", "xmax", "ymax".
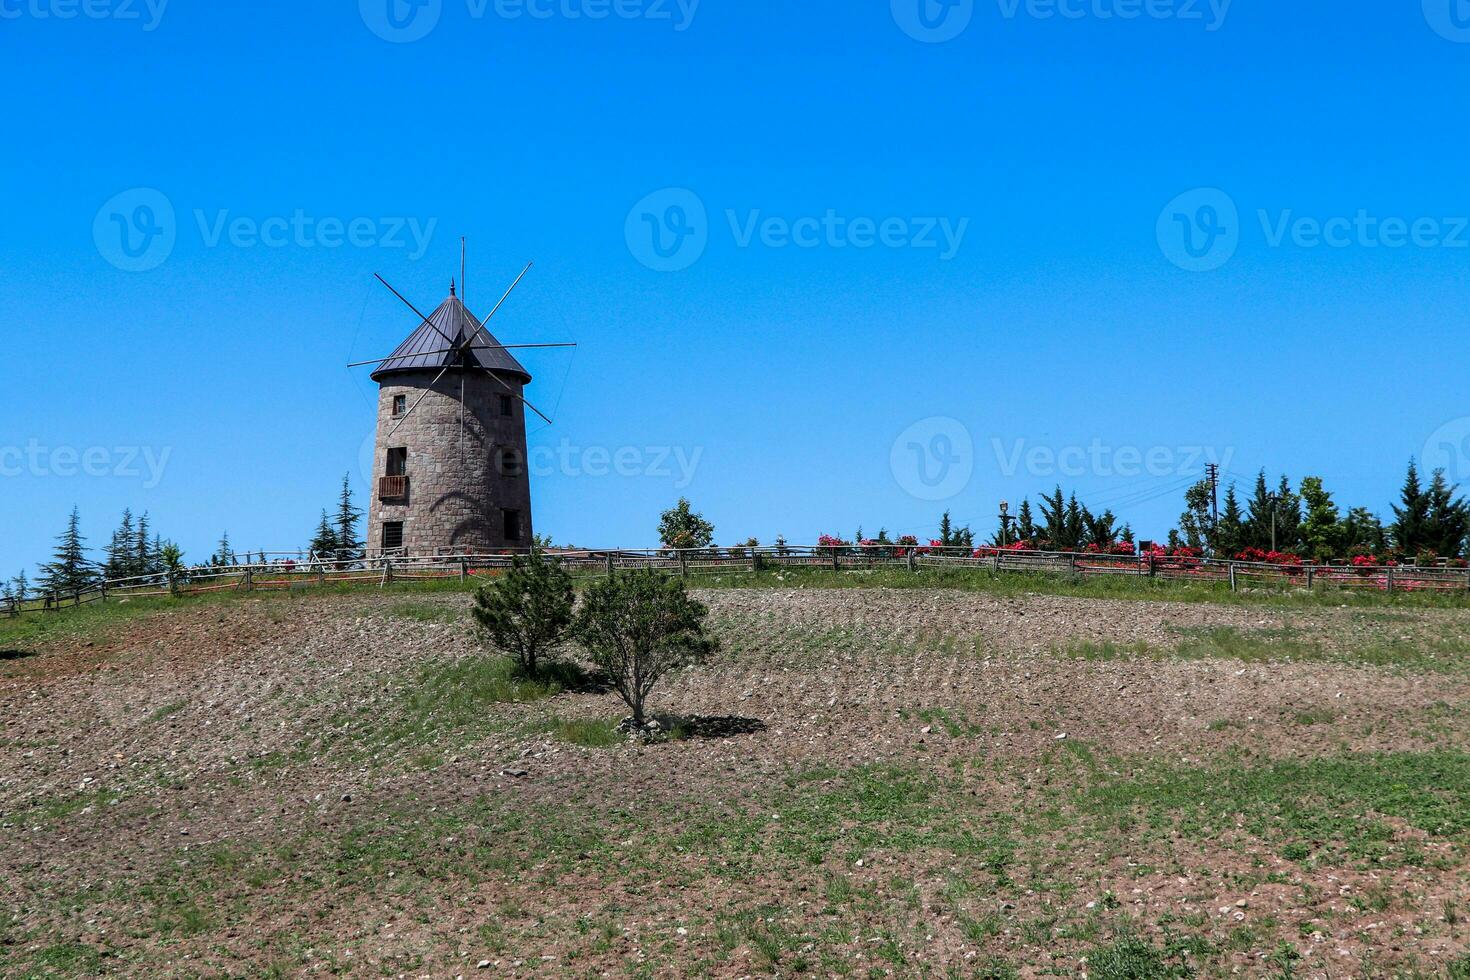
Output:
[{"xmin": 3, "ymin": 0, "xmax": 1468, "ymax": 570}]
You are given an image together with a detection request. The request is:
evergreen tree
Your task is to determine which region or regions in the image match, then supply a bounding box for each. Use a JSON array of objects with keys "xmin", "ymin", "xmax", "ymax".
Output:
[
  {"xmin": 10, "ymin": 570, "xmax": 29, "ymax": 602},
  {"xmin": 1342, "ymin": 507, "xmax": 1387, "ymax": 557},
  {"xmin": 1244, "ymin": 470, "xmax": 1275, "ymax": 549},
  {"xmin": 1391, "ymin": 460, "xmax": 1430, "ymax": 556},
  {"xmin": 308, "ymin": 511, "xmax": 338, "ymax": 559},
  {"xmin": 333, "ymin": 474, "xmax": 362, "ymax": 561},
  {"xmin": 1063, "ymin": 494, "xmax": 1084, "ymax": 550},
  {"xmin": 1016, "ymin": 499, "xmax": 1037, "ymax": 543},
  {"xmin": 210, "ymin": 531, "xmax": 236, "ymax": 568},
  {"xmin": 1274, "ymin": 476, "xmax": 1303, "ymax": 553},
  {"xmin": 1299, "ymin": 477, "xmax": 1343, "ymax": 562},
  {"xmin": 1039, "ymin": 487, "xmax": 1067, "ymax": 548},
  {"xmin": 39, "ymin": 507, "xmax": 94, "ymax": 596},
  {"xmin": 105, "ymin": 508, "xmax": 136, "ymax": 580},
  {"xmin": 135, "ymin": 512, "xmax": 152, "ymax": 575},
  {"xmin": 1425, "ymin": 468, "xmax": 1469, "ymax": 559},
  {"xmin": 1081, "ymin": 506, "xmax": 1119, "ymax": 548},
  {"xmin": 1121, "ymin": 524, "xmax": 1135, "ymax": 545},
  {"xmin": 1214, "ymin": 484, "xmax": 1246, "ymax": 556},
  {"xmin": 936, "ymin": 511, "xmax": 973, "ymax": 549}
]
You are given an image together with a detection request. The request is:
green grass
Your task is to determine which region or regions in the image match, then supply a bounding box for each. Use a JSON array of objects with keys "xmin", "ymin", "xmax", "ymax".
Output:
[
  {"xmin": 1076, "ymin": 749, "xmax": 1470, "ymax": 866},
  {"xmin": 1063, "ymin": 624, "xmax": 1470, "ymax": 672}
]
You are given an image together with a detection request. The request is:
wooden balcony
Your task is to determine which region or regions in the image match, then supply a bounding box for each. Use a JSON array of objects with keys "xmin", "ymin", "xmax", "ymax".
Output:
[{"xmin": 378, "ymin": 475, "xmax": 408, "ymax": 500}]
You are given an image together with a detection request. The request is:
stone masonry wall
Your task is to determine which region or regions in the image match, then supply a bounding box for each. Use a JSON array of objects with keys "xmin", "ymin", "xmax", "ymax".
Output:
[{"xmin": 366, "ymin": 368, "xmax": 534, "ymax": 555}]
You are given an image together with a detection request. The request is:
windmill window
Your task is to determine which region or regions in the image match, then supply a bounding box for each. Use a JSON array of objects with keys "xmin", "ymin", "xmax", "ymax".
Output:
[
  {"xmin": 382, "ymin": 521, "xmax": 404, "ymax": 550},
  {"xmin": 386, "ymin": 447, "xmax": 408, "ymax": 477},
  {"xmin": 499, "ymin": 394, "xmax": 513, "ymax": 417},
  {"xmin": 498, "ymin": 449, "xmax": 522, "ymax": 477},
  {"xmin": 391, "ymin": 394, "xmax": 407, "ymax": 418},
  {"xmin": 503, "ymin": 509, "xmax": 522, "ymax": 542}
]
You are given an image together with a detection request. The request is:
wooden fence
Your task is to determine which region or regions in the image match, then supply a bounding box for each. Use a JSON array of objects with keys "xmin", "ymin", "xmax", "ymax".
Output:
[{"xmin": 6, "ymin": 545, "xmax": 1470, "ymax": 617}]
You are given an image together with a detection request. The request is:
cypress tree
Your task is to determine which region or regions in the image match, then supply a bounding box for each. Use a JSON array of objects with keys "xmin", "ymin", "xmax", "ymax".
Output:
[
  {"xmin": 1063, "ymin": 494, "xmax": 1084, "ymax": 550},
  {"xmin": 1215, "ymin": 484, "xmax": 1246, "ymax": 556},
  {"xmin": 1244, "ymin": 470, "xmax": 1275, "ymax": 549},
  {"xmin": 1038, "ymin": 487, "xmax": 1066, "ymax": 548},
  {"xmin": 1299, "ymin": 477, "xmax": 1343, "ymax": 562},
  {"xmin": 1274, "ymin": 476, "xmax": 1303, "ymax": 553},
  {"xmin": 135, "ymin": 512, "xmax": 152, "ymax": 575}
]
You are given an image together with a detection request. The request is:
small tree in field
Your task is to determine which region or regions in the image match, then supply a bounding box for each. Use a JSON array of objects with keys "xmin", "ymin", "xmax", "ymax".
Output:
[
  {"xmin": 658, "ymin": 497, "xmax": 714, "ymax": 551},
  {"xmin": 574, "ymin": 569, "xmax": 715, "ymax": 730},
  {"xmin": 473, "ymin": 549, "xmax": 575, "ymax": 677}
]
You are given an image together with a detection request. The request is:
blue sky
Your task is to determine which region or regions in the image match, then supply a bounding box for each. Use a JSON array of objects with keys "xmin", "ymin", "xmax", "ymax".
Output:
[{"xmin": 2, "ymin": 0, "xmax": 1469, "ymax": 569}]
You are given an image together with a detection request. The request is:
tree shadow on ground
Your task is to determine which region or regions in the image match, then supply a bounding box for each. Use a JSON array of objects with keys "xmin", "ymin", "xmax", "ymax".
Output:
[
  {"xmin": 0, "ymin": 649, "xmax": 36, "ymax": 661},
  {"xmin": 657, "ymin": 715, "xmax": 767, "ymax": 740}
]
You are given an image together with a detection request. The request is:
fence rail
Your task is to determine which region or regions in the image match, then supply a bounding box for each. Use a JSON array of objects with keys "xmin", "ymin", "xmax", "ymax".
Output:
[{"xmin": 6, "ymin": 545, "xmax": 1470, "ymax": 617}]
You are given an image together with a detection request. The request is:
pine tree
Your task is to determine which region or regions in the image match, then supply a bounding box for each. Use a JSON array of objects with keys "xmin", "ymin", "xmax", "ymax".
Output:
[
  {"xmin": 1063, "ymin": 494, "xmax": 1084, "ymax": 550},
  {"xmin": 210, "ymin": 531, "xmax": 236, "ymax": 568},
  {"xmin": 1244, "ymin": 470, "xmax": 1275, "ymax": 549},
  {"xmin": 1016, "ymin": 499, "xmax": 1037, "ymax": 543},
  {"xmin": 1425, "ymin": 469, "xmax": 1469, "ymax": 559},
  {"xmin": 1214, "ymin": 484, "xmax": 1246, "ymax": 556},
  {"xmin": 12, "ymin": 570, "xmax": 29, "ymax": 601},
  {"xmin": 1038, "ymin": 487, "xmax": 1067, "ymax": 549},
  {"xmin": 1274, "ymin": 476, "xmax": 1303, "ymax": 553},
  {"xmin": 135, "ymin": 512, "xmax": 152, "ymax": 575},
  {"xmin": 1391, "ymin": 460, "xmax": 1430, "ymax": 556},
  {"xmin": 105, "ymin": 508, "xmax": 136, "ymax": 580},
  {"xmin": 1121, "ymin": 524, "xmax": 1135, "ymax": 545},
  {"xmin": 308, "ymin": 511, "xmax": 338, "ymax": 559},
  {"xmin": 1299, "ymin": 477, "xmax": 1343, "ymax": 562},
  {"xmin": 1081, "ymin": 506, "xmax": 1119, "ymax": 548},
  {"xmin": 39, "ymin": 507, "xmax": 94, "ymax": 596},
  {"xmin": 333, "ymin": 474, "xmax": 362, "ymax": 562}
]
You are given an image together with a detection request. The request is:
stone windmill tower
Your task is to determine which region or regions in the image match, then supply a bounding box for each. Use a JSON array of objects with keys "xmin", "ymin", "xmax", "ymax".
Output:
[{"xmin": 354, "ymin": 261, "xmax": 571, "ymax": 556}]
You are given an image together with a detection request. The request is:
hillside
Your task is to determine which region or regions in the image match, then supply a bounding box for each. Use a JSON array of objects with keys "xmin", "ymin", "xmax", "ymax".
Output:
[{"xmin": 6, "ymin": 583, "xmax": 1470, "ymax": 976}]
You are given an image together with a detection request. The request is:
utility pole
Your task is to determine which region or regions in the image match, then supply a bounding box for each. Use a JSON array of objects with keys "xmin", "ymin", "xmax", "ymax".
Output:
[
  {"xmin": 1205, "ymin": 464, "xmax": 1220, "ymax": 527},
  {"xmin": 1267, "ymin": 492, "xmax": 1278, "ymax": 552}
]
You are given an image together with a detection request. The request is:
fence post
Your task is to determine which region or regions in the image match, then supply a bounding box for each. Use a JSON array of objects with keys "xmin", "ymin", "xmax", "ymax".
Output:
[
  {"xmin": 678, "ymin": 550, "xmax": 689, "ymax": 578},
  {"xmin": 907, "ymin": 550, "xmax": 916, "ymax": 573},
  {"xmin": 167, "ymin": 571, "xmax": 178, "ymax": 597},
  {"xmin": 242, "ymin": 568, "xmax": 253, "ymax": 592},
  {"xmin": 1229, "ymin": 562, "xmax": 1237, "ymax": 592},
  {"xmin": 73, "ymin": 588, "xmax": 81, "ymax": 607},
  {"xmin": 750, "ymin": 549, "xmax": 760, "ymax": 573},
  {"xmin": 460, "ymin": 559, "xmax": 468, "ymax": 583},
  {"xmin": 1386, "ymin": 567, "xmax": 1394, "ymax": 594},
  {"xmin": 1305, "ymin": 565, "xmax": 1315, "ymax": 590},
  {"xmin": 832, "ymin": 548, "xmax": 840, "ymax": 573},
  {"xmin": 605, "ymin": 552, "xmax": 615, "ymax": 576},
  {"xmin": 1148, "ymin": 554, "xmax": 1156, "ymax": 578},
  {"xmin": 383, "ymin": 561, "xmax": 394, "ymax": 586}
]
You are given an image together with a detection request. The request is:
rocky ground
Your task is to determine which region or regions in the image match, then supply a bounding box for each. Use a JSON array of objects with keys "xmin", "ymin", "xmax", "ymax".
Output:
[{"xmin": 4, "ymin": 583, "xmax": 1470, "ymax": 977}]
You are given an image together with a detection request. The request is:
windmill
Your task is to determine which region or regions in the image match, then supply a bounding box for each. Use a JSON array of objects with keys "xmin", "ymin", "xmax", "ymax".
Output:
[
  {"xmin": 353, "ymin": 245, "xmax": 575, "ymax": 556},
  {"xmin": 349, "ymin": 255, "xmax": 574, "ymax": 443}
]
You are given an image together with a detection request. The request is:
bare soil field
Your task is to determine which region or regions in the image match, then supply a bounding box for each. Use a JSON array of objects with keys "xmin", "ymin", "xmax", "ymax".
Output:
[{"xmin": 6, "ymin": 583, "xmax": 1470, "ymax": 977}]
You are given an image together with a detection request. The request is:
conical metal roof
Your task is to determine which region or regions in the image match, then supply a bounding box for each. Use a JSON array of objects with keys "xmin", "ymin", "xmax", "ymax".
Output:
[{"xmin": 370, "ymin": 283, "xmax": 532, "ymax": 384}]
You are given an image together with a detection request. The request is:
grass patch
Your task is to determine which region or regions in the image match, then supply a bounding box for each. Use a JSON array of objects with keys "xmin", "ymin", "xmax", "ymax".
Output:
[
  {"xmin": 1065, "ymin": 625, "xmax": 1470, "ymax": 672},
  {"xmin": 537, "ymin": 717, "xmax": 623, "ymax": 747},
  {"xmin": 1077, "ymin": 750, "xmax": 1470, "ymax": 866}
]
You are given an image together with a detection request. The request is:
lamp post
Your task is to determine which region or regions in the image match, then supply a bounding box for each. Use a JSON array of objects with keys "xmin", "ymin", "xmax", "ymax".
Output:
[{"xmin": 998, "ymin": 500, "xmax": 1015, "ymax": 548}]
